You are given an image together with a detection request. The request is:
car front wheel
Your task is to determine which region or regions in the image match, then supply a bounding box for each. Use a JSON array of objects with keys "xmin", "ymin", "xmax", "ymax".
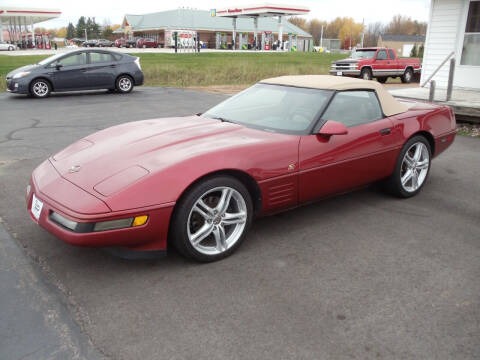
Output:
[
  {"xmin": 30, "ymin": 79, "xmax": 51, "ymax": 98},
  {"xmin": 171, "ymin": 176, "xmax": 253, "ymax": 262},
  {"xmin": 385, "ymin": 135, "xmax": 431, "ymax": 198},
  {"xmin": 401, "ymin": 68, "xmax": 414, "ymax": 83},
  {"xmin": 361, "ymin": 68, "xmax": 373, "ymax": 80},
  {"xmin": 115, "ymin": 75, "xmax": 133, "ymax": 93}
]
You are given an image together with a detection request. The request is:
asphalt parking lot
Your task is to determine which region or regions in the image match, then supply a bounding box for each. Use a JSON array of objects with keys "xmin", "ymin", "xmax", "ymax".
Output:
[{"xmin": 0, "ymin": 87, "xmax": 479, "ymax": 360}]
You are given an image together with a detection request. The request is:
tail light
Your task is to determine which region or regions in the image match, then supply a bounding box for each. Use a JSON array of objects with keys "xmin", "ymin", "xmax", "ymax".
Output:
[{"xmin": 134, "ymin": 57, "xmax": 141, "ymax": 71}]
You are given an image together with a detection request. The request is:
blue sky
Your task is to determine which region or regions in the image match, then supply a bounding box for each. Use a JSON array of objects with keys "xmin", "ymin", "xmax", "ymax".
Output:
[{"xmin": 2, "ymin": 0, "xmax": 430, "ymax": 28}]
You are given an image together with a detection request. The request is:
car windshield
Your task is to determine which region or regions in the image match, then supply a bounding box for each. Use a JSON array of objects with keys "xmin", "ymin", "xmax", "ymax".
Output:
[
  {"xmin": 351, "ymin": 50, "xmax": 377, "ymax": 59},
  {"xmin": 203, "ymin": 83, "xmax": 332, "ymax": 134},
  {"xmin": 37, "ymin": 53, "xmax": 68, "ymax": 65}
]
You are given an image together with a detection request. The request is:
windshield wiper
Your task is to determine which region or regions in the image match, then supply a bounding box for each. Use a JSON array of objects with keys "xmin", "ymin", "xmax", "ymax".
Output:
[{"xmin": 210, "ymin": 116, "xmax": 234, "ymax": 123}]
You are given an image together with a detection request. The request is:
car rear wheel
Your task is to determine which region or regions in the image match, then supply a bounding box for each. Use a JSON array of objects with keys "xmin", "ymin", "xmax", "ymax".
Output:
[
  {"xmin": 385, "ymin": 135, "xmax": 431, "ymax": 198},
  {"xmin": 115, "ymin": 75, "xmax": 133, "ymax": 94},
  {"xmin": 8, "ymin": 46, "xmax": 14, "ymax": 51},
  {"xmin": 30, "ymin": 79, "xmax": 51, "ymax": 98},
  {"xmin": 401, "ymin": 68, "xmax": 414, "ymax": 83},
  {"xmin": 171, "ymin": 176, "xmax": 253, "ymax": 262},
  {"xmin": 361, "ymin": 68, "xmax": 373, "ymax": 81}
]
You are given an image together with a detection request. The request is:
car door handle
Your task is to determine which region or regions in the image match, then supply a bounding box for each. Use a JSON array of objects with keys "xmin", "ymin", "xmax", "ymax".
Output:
[{"xmin": 379, "ymin": 128, "xmax": 391, "ymax": 135}]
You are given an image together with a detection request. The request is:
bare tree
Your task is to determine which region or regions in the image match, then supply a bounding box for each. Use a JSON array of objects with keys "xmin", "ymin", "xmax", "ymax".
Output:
[
  {"xmin": 363, "ymin": 22, "xmax": 385, "ymax": 47},
  {"xmin": 287, "ymin": 16, "xmax": 308, "ymax": 31}
]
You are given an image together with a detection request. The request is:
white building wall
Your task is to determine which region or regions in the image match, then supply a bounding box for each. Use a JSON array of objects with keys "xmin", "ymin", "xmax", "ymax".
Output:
[{"xmin": 421, "ymin": 0, "xmax": 464, "ymax": 88}]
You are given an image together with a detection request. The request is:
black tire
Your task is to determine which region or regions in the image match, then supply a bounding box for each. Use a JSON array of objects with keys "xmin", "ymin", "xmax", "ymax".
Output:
[
  {"xmin": 401, "ymin": 68, "xmax": 414, "ymax": 83},
  {"xmin": 377, "ymin": 77, "xmax": 388, "ymax": 83},
  {"xmin": 115, "ymin": 75, "xmax": 134, "ymax": 94},
  {"xmin": 360, "ymin": 67, "xmax": 373, "ymax": 81},
  {"xmin": 170, "ymin": 176, "xmax": 253, "ymax": 262},
  {"xmin": 8, "ymin": 46, "xmax": 14, "ymax": 51},
  {"xmin": 385, "ymin": 135, "xmax": 432, "ymax": 198},
  {"xmin": 30, "ymin": 79, "xmax": 51, "ymax": 98}
]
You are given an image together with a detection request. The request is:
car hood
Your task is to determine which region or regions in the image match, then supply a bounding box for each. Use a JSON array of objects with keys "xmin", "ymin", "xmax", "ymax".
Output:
[
  {"xmin": 49, "ymin": 116, "xmax": 298, "ymax": 201},
  {"xmin": 332, "ymin": 58, "xmax": 359, "ymax": 64},
  {"xmin": 7, "ymin": 64, "xmax": 40, "ymax": 78}
]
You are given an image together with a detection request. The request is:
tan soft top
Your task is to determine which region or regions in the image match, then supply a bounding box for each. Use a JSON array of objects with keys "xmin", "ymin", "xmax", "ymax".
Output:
[{"xmin": 260, "ymin": 75, "xmax": 408, "ymax": 117}]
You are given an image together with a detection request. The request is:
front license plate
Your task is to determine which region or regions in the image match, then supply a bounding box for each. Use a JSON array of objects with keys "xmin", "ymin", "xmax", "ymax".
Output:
[
  {"xmin": 337, "ymin": 71, "xmax": 343, "ymax": 76},
  {"xmin": 31, "ymin": 194, "xmax": 44, "ymax": 221}
]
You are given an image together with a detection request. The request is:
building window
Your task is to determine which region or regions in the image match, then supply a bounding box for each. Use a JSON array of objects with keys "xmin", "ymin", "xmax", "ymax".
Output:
[{"xmin": 461, "ymin": 0, "xmax": 480, "ymax": 65}]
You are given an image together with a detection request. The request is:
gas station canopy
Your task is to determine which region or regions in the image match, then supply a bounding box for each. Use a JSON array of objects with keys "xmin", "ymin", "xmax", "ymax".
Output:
[
  {"xmin": 215, "ymin": 3, "xmax": 310, "ymax": 51},
  {"xmin": 215, "ymin": 3, "xmax": 310, "ymax": 17},
  {"xmin": 0, "ymin": 7, "xmax": 61, "ymax": 43},
  {"xmin": 0, "ymin": 7, "xmax": 61, "ymax": 25}
]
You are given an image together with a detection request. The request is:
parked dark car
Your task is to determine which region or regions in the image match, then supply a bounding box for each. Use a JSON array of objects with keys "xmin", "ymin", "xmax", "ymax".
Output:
[
  {"xmin": 97, "ymin": 39, "xmax": 114, "ymax": 47},
  {"xmin": 83, "ymin": 39, "xmax": 98, "ymax": 47},
  {"xmin": 136, "ymin": 38, "xmax": 159, "ymax": 48},
  {"xmin": 5, "ymin": 49, "xmax": 144, "ymax": 98},
  {"xmin": 126, "ymin": 39, "xmax": 137, "ymax": 48}
]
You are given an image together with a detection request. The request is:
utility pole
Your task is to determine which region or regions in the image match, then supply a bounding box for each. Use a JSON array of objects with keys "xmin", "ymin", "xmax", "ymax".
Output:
[
  {"xmin": 85, "ymin": 28, "xmax": 87, "ymax": 41},
  {"xmin": 360, "ymin": 18, "xmax": 365, "ymax": 47},
  {"xmin": 320, "ymin": 24, "xmax": 323, "ymax": 48}
]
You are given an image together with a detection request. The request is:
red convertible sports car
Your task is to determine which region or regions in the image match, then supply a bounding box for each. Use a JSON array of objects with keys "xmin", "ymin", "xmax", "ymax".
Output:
[{"xmin": 27, "ymin": 75, "xmax": 456, "ymax": 262}]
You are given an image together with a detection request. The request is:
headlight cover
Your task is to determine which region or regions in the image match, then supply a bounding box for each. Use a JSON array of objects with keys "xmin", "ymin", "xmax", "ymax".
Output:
[{"xmin": 13, "ymin": 71, "xmax": 31, "ymax": 79}]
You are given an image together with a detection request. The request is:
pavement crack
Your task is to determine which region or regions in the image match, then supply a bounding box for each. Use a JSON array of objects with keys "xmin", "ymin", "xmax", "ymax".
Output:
[{"xmin": 0, "ymin": 118, "xmax": 40, "ymax": 145}]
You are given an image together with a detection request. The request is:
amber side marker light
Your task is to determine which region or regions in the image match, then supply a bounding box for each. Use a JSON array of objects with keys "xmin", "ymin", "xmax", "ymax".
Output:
[
  {"xmin": 50, "ymin": 213, "xmax": 150, "ymax": 233},
  {"xmin": 132, "ymin": 215, "xmax": 148, "ymax": 227}
]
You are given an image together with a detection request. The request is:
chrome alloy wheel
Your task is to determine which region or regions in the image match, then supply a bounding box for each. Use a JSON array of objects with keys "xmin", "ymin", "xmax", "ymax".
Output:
[
  {"xmin": 400, "ymin": 142, "xmax": 430, "ymax": 192},
  {"xmin": 32, "ymin": 81, "xmax": 49, "ymax": 97},
  {"xmin": 187, "ymin": 186, "xmax": 247, "ymax": 256},
  {"xmin": 119, "ymin": 77, "xmax": 132, "ymax": 92}
]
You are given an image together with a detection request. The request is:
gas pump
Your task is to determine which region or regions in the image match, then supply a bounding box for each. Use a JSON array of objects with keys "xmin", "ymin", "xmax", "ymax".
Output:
[
  {"xmin": 238, "ymin": 32, "xmax": 248, "ymax": 50},
  {"xmin": 216, "ymin": 32, "xmax": 228, "ymax": 49},
  {"xmin": 261, "ymin": 31, "xmax": 273, "ymax": 50},
  {"xmin": 288, "ymin": 33, "xmax": 298, "ymax": 52}
]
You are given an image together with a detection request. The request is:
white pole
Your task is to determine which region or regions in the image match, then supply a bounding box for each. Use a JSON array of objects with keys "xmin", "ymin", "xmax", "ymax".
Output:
[
  {"xmin": 253, "ymin": 17, "xmax": 258, "ymax": 50},
  {"xmin": 0, "ymin": 21, "xmax": 4, "ymax": 42},
  {"xmin": 361, "ymin": 18, "xmax": 364, "ymax": 47},
  {"xmin": 31, "ymin": 17, "xmax": 34, "ymax": 47},
  {"xmin": 85, "ymin": 28, "xmax": 88, "ymax": 41},
  {"xmin": 278, "ymin": 16, "xmax": 283, "ymax": 50},
  {"xmin": 320, "ymin": 25, "xmax": 323, "ymax": 48},
  {"xmin": 232, "ymin": 17, "xmax": 237, "ymax": 50}
]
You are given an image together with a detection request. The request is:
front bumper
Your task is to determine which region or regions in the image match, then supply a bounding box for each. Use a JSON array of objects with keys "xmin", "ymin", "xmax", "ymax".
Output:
[
  {"xmin": 27, "ymin": 161, "xmax": 174, "ymax": 252},
  {"xmin": 329, "ymin": 69, "xmax": 361, "ymax": 76},
  {"xmin": 6, "ymin": 77, "xmax": 30, "ymax": 94}
]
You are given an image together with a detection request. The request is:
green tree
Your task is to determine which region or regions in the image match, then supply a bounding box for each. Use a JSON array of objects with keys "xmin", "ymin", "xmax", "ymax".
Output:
[
  {"xmin": 410, "ymin": 44, "xmax": 417, "ymax": 57},
  {"xmin": 91, "ymin": 18, "xmax": 100, "ymax": 38},
  {"xmin": 66, "ymin": 22, "xmax": 75, "ymax": 39},
  {"xmin": 76, "ymin": 16, "xmax": 86, "ymax": 38},
  {"xmin": 418, "ymin": 44, "xmax": 424, "ymax": 58}
]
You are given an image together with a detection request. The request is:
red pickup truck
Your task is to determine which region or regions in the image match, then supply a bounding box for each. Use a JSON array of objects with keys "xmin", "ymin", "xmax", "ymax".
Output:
[{"xmin": 330, "ymin": 47, "xmax": 421, "ymax": 83}]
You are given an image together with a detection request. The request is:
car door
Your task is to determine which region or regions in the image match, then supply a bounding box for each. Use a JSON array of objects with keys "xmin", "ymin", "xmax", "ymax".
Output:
[
  {"xmin": 50, "ymin": 52, "xmax": 89, "ymax": 91},
  {"xmin": 85, "ymin": 51, "xmax": 117, "ymax": 89},
  {"xmin": 372, "ymin": 49, "xmax": 390, "ymax": 77},
  {"xmin": 388, "ymin": 49, "xmax": 402, "ymax": 75},
  {"xmin": 298, "ymin": 90, "xmax": 402, "ymax": 203}
]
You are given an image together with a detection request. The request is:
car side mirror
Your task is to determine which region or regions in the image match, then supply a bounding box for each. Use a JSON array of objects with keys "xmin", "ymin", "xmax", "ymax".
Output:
[
  {"xmin": 55, "ymin": 63, "xmax": 63, "ymax": 70},
  {"xmin": 317, "ymin": 120, "xmax": 348, "ymax": 136}
]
